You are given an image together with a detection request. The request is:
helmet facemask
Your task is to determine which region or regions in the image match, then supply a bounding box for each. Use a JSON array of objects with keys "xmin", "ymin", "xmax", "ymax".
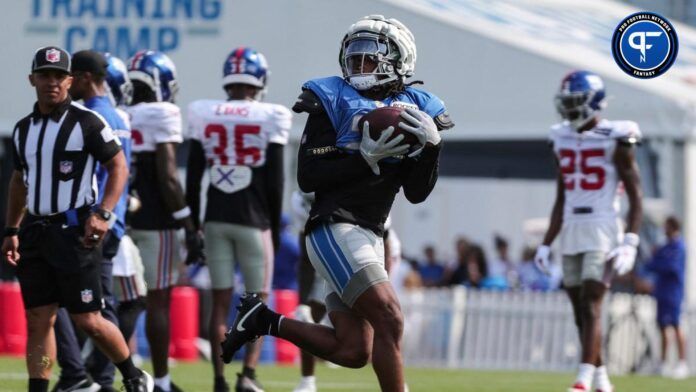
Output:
[
  {"xmin": 555, "ymin": 91, "xmax": 604, "ymax": 130},
  {"xmin": 341, "ymin": 32, "xmax": 401, "ymax": 91}
]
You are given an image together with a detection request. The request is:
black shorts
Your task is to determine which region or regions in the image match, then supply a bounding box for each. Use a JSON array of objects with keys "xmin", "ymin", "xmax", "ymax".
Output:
[{"xmin": 16, "ymin": 217, "xmax": 103, "ymax": 314}]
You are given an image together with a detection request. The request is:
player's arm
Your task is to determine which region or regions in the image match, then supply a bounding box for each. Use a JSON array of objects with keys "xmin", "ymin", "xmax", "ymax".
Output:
[
  {"xmin": 614, "ymin": 143, "xmax": 642, "ymax": 234},
  {"xmin": 155, "ymin": 143, "xmax": 194, "ymax": 230},
  {"xmin": 265, "ymin": 143, "xmax": 284, "ymax": 250},
  {"xmin": 399, "ymin": 143, "xmax": 442, "ymax": 203},
  {"xmin": 2, "ymin": 170, "xmax": 26, "ymax": 265},
  {"xmin": 294, "ymin": 91, "xmax": 373, "ymax": 192},
  {"xmin": 534, "ymin": 159, "xmax": 565, "ymax": 274},
  {"xmin": 542, "ymin": 168, "xmax": 565, "ymax": 246},
  {"xmin": 156, "ymin": 142, "xmax": 205, "ymax": 264},
  {"xmin": 185, "ymin": 139, "xmax": 206, "ymax": 230}
]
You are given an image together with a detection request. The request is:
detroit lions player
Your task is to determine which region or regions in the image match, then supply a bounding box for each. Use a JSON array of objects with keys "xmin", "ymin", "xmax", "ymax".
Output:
[
  {"xmin": 222, "ymin": 15, "xmax": 453, "ymax": 392},
  {"xmin": 535, "ymin": 71, "xmax": 643, "ymax": 392},
  {"xmin": 103, "ymin": 53, "xmax": 148, "ymax": 349},
  {"xmin": 186, "ymin": 47, "xmax": 291, "ymax": 392},
  {"xmin": 126, "ymin": 50, "xmax": 204, "ymax": 392}
]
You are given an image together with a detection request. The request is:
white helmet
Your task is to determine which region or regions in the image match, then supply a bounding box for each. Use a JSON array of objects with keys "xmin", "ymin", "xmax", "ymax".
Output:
[{"xmin": 339, "ymin": 15, "xmax": 417, "ymax": 91}]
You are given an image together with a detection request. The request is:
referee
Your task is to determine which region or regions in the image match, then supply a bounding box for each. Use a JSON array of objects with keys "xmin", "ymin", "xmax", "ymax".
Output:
[{"xmin": 1, "ymin": 46, "xmax": 152, "ymax": 392}]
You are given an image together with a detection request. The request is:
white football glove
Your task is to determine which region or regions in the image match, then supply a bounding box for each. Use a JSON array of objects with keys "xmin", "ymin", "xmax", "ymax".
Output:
[
  {"xmin": 534, "ymin": 245, "xmax": 551, "ymax": 275},
  {"xmin": 360, "ymin": 121, "xmax": 410, "ymax": 176},
  {"xmin": 608, "ymin": 233, "xmax": 640, "ymax": 275},
  {"xmin": 398, "ymin": 108, "xmax": 441, "ymax": 157}
]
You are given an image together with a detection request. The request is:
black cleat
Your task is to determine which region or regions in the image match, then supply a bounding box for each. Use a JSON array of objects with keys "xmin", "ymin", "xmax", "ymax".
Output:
[
  {"xmin": 234, "ymin": 373, "xmax": 264, "ymax": 392},
  {"xmin": 214, "ymin": 377, "xmax": 230, "ymax": 392},
  {"xmin": 221, "ymin": 293, "xmax": 266, "ymax": 363},
  {"xmin": 122, "ymin": 371, "xmax": 154, "ymax": 392}
]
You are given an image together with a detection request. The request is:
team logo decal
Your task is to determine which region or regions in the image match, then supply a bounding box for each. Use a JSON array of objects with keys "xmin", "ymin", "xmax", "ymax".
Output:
[
  {"xmin": 611, "ymin": 12, "xmax": 678, "ymax": 79},
  {"xmin": 46, "ymin": 48, "xmax": 61, "ymax": 63},
  {"xmin": 81, "ymin": 289, "xmax": 93, "ymax": 303},
  {"xmin": 59, "ymin": 161, "xmax": 73, "ymax": 174}
]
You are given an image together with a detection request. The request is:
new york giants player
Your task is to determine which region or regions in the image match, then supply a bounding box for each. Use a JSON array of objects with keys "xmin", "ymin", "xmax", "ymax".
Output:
[
  {"xmin": 126, "ymin": 50, "xmax": 204, "ymax": 392},
  {"xmin": 535, "ymin": 71, "xmax": 643, "ymax": 392},
  {"xmin": 222, "ymin": 16, "xmax": 453, "ymax": 392},
  {"xmin": 186, "ymin": 47, "xmax": 291, "ymax": 392}
]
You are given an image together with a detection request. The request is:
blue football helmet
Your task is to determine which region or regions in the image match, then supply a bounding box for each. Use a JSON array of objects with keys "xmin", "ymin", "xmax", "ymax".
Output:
[
  {"xmin": 103, "ymin": 53, "xmax": 132, "ymax": 107},
  {"xmin": 555, "ymin": 70, "xmax": 606, "ymax": 129},
  {"xmin": 127, "ymin": 50, "xmax": 179, "ymax": 103},
  {"xmin": 222, "ymin": 47, "xmax": 268, "ymax": 91}
]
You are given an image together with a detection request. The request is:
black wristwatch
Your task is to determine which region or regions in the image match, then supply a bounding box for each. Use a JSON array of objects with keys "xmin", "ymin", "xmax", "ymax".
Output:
[
  {"xmin": 93, "ymin": 207, "xmax": 112, "ymax": 221},
  {"xmin": 3, "ymin": 227, "xmax": 19, "ymax": 237},
  {"xmin": 93, "ymin": 207, "xmax": 116, "ymax": 228}
]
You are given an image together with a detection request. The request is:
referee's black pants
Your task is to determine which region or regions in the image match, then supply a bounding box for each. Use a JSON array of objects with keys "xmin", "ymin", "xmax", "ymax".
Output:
[{"xmin": 54, "ymin": 232, "xmax": 120, "ymax": 387}]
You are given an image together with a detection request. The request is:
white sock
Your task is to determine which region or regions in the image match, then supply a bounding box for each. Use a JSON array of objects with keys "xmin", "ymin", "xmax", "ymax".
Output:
[
  {"xmin": 154, "ymin": 374, "xmax": 171, "ymax": 391},
  {"xmin": 575, "ymin": 363, "xmax": 596, "ymax": 389},
  {"xmin": 301, "ymin": 376, "xmax": 316, "ymax": 385},
  {"xmin": 594, "ymin": 365, "xmax": 611, "ymax": 391}
]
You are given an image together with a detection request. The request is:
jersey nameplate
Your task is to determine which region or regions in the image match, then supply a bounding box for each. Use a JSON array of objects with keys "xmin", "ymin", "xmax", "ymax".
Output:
[{"xmin": 210, "ymin": 165, "xmax": 252, "ymax": 194}]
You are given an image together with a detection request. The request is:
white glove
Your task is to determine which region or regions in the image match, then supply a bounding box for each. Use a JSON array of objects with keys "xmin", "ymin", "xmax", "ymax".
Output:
[
  {"xmin": 360, "ymin": 121, "xmax": 410, "ymax": 176},
  {"xmin": 398, "ymin": 108, "xmax": 441, "ymax": 157},
  {"xmin": 534, "ymin": 245, "xmax": 551, "ymax": 275},
  {"xmin": 608, "ymin": 233, "xmax": 639, "ymax": 275}
]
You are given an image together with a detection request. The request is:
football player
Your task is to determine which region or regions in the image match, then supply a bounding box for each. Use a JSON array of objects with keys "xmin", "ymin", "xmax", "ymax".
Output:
[
  {"xmin": 104, "ymin": 53, "xmax": 148, "ymax": 348},
  {"xmin": 535, "ymin": 71, "xmax": 643, "ymax": 392},
  {"xmin": 126, "ymin": 50, "xmax": 204, "ymax": 392},
  {"xmin": 222, "ymin": 15, "xmax": 453, "ymax": 392},
  {"xmin": 186, "ymin": 47, "xmax": 291, "ymax": 392}
]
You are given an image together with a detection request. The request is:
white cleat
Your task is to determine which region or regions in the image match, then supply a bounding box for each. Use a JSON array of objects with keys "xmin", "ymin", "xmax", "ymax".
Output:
[
  {"xmin": 293, "ymin": 377, "xmax": 317, "ymax": 392},
  {"xmin": 672, "ymin": 361, "xmax": 690, "ymax": 380}
]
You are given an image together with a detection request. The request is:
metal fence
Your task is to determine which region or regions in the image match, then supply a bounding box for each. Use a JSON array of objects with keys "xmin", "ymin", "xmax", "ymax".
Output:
[{"xmin": 400, "ymin": 287, "xmax": 695, "ymax": 374}]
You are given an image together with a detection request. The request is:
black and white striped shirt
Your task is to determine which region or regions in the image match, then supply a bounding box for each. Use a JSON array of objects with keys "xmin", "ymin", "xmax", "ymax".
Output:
[{"xmin": 12, "ymin": 99, "xmax": 121, "ymax": 216}]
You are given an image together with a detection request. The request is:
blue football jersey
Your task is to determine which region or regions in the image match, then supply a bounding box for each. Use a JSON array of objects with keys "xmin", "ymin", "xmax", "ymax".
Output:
[{"xmin": 303, "ymin": 76, "xmax": 447, "ymax": 150}]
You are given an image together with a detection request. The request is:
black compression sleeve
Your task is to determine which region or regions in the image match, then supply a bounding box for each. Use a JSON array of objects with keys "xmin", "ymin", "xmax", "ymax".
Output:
[
  {"xmin": 185, "ymin": 139, "xmax": 206, "ymax": 229},
  {"xmin": 400, "ymin": 143, "xmax": 442, "ymax": 204},
  {"xmin": 296, "ymin": 111, "xmax": 373, "ymax": 193},
  {"xmin": 265, "ymin": 143, "xmax": 284, "ymax": 251}
]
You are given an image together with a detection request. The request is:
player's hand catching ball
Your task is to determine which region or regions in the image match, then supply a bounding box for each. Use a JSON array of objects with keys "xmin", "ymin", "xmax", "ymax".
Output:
[
  {"xmin": 360, "ymin": 121, "xmax": 410, "ymax": 176},
  {"xmin": 398, "ymin": 108, "xmax": 441, "ymax": 157}
]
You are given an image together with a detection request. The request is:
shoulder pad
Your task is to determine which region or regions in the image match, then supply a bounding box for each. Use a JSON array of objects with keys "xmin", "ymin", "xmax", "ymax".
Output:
[
  {"xmin": 611, "ymin": 120, "xmax": 642, "ymax": 145},
  {"xmin": 292, "ymin": 89, "xmax": 324, "ymax": 114},
  {"xmin": 434, "ymin": 110, "xmax": 454, "ymax": 130}
]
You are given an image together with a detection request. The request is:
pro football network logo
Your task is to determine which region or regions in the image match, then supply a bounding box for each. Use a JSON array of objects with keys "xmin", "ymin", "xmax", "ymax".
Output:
[{"xmin": 611, "ymin": 12, "xmax": 678, "ymax": 79}]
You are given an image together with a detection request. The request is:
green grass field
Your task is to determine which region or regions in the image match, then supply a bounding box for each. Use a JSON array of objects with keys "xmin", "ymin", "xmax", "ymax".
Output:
[{"xmin": 1, "ymin": 356, "xmax": 694, "ymax": 391}]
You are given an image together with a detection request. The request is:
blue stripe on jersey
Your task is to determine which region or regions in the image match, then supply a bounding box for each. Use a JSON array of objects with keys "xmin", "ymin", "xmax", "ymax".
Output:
[
  {"xmin": 308, "ymin": 228, "xmax": 343, "ymax": 290},
  {"xmin": 312, "ymin": 224, "xmax": 351, "ymax": 289},
  {"xmin": 322, "ymin": 224, "xmax": 353, "ymax": 283},
  {"xmin": 84, "ymin": 95, "xmax": 131, "ymax": 239}
]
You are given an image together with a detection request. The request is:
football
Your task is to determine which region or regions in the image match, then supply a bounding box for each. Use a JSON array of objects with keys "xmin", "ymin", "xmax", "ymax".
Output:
[{"xmin": 358, "ymin": 106, "xmax": 419, "ymax": 146}]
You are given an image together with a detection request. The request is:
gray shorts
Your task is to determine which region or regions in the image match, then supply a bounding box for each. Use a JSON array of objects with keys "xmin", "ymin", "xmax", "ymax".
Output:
[
  {"xmin": 562, "ymin": 251, "xmax": 607, "ymax": 287},
  {"xmin": 204, "ymin": 222, "xmax": 274, "ymax": 292},
  {"xmin": 305, "ymin": 222, "xmax": 389, "ymax": 308},
  {"xmin": 130, "ymin": 229, "xmax": 181, "ymax": 290}
]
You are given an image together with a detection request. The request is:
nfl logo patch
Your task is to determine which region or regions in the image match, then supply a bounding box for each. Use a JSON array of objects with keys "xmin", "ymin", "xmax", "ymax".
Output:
[
  {"xmin": 46, "ymin": 49, "xmax": 61, "ymax": 63},
  {"xmin": 60, "ymin": 160, "xmax": 73, "ymax": 174},
  {"xmin": 81, "ymin": 289, "xmax": 93, "ymax": 303}
]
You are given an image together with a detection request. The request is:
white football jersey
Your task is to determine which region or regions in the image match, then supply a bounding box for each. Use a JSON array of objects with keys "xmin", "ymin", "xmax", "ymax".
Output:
[
  {"xmin": 550, "ymin": 119, "xmax": 641, "ymax": 254},
  {"xmin": 188, "ymin": 99, "xmax": 291, "ymax": 167},
  {"xmin": 126, "ymin": 102, "xmax": 183, "ymax": 152}
]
